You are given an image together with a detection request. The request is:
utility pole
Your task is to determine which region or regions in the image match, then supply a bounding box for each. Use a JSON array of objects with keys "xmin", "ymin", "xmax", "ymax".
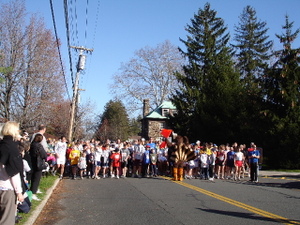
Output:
[{"xmin": 68, "ymin": 46, "xmax": 93, "ymax": 142}]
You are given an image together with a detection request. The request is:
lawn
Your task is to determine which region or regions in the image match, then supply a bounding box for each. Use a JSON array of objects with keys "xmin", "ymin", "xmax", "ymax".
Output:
[{"xmin": 18, "ymin": 175, "xmax": 58, "ymax": 225}]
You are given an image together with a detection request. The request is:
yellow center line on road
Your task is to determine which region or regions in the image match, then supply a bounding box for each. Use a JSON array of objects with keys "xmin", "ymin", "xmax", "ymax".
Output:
[{"xmin": 162, "ymin": 176, "xmax": 300, "ymax": 225}]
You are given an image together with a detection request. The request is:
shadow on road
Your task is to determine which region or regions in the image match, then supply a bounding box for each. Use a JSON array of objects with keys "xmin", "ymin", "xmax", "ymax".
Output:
[{"xmin": 197, "ymin": 208, "xmax": 300, "ymax": 224}]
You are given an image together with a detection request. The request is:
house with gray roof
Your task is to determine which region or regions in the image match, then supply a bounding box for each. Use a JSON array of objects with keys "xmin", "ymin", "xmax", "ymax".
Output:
[{"xmin": 141, "ymin": 99, "xmax": 177, "ymax": 140}]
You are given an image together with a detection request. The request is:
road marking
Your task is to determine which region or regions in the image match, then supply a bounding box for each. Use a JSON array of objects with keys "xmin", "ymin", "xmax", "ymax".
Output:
[{"xmin": 162, "ymin": 176, "xmax": 300, "ymax": 224}]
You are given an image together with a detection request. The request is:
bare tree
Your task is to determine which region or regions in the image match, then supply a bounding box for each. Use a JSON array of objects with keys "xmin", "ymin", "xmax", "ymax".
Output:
[
  {"xmin": 0, "ymin": 0, "xmax": 66, "ymax": 131},
  {"xmin": 111, "ymin": 40, "xmax": 184, "ymax": 114},
  {"xmin": 0, "ymin": 0, "xmax": 26, "ymax": 120}
]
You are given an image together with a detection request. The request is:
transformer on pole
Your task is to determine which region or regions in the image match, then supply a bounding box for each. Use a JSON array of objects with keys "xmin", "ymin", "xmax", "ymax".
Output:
[{"xmin": 68, "ymin": 46, "xmax": 93, "ymax": 142}]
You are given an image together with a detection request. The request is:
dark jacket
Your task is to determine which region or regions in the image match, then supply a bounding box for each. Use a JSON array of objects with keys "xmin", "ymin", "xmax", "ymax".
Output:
[
  {"xmin": 0, "ymin": 135, "xmax": 23, "ymax": 177},
  {"xmin": 29, "ymin": 141, "xmax": 47, "ymax": 171}
]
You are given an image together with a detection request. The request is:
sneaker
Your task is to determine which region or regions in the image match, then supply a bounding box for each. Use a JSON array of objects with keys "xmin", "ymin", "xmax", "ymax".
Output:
[
  {"xmin": 59, "ymin": 175, "xmax": 63, "ymax": 180},
  {"xmin": 32, "ymin": 194, "xmax": 41, "ymax": 201},
  {"xmin": 36, "ymin": 189, "xmax": 43, "ymax": 194},
  {"xmin": 80, "ymin": 176, "xmax": 83, "ymax": 180},
  {"xmin": 116, "ymin": 175, "xmax": 119, "ymax": 179},
  {"xmin": 102, "ymin": 174, "xmax": 106, "ymax": 179},
  {"xmin": 111, "ymin": 174, "xmax": 115, "ymax": 178},
  {"xmin": 96, "ymin": 176, "xmax": 100, "ymax": 179}
]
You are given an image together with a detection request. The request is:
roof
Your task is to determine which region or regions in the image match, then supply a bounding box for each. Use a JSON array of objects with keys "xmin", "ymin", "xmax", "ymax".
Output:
[{"xmin": 144, "ymin": 101, "xmax": 176, "ymax": 119}]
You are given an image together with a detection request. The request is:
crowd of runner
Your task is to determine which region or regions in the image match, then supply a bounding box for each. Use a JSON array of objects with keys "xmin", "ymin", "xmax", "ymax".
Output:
[{"xmin": 41, "ymin": 137, "xmax": 261, "ymax": 183}]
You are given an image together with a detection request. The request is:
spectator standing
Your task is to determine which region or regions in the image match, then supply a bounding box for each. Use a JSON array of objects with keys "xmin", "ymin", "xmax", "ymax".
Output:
[
  {"xmin": 31, "ymin": 124, "xmax": 49, "ymax": 152},
  {"xmin": 29, "ymin": 133, "xmax": 47, "ymax": 201},
  {"xmin": 0, "ymin": 121, "xmax": 24, "ymax": 225}
]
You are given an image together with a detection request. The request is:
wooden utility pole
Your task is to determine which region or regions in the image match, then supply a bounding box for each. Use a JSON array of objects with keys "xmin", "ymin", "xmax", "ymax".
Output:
[{"xmin": 68, "ymin": 46, "xmax": 93, "ymax": 142}]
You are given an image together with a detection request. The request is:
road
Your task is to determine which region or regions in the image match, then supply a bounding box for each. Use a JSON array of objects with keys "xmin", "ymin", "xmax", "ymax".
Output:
[{"xmin": 33, "ymin": 173, "xmax": 300, "ymax": 225}]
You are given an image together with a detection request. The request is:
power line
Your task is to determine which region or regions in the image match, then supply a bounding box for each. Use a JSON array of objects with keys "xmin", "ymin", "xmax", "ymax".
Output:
[
  {"xmin": 64, "ymin": 0, "xmax": 75, "ymax": 87},
  {"xmin": 85, "ymin": 0, "xmax": 89, "ymax": 46},
  {"xmin": 49, "ymin": 0, "xmax": 71, "ymax": 101}
]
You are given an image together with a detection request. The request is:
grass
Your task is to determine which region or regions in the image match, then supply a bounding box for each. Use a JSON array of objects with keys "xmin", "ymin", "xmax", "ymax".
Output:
[{"xmin": 18, "ymin": 175, "xmax": 58, "ymax": 225}]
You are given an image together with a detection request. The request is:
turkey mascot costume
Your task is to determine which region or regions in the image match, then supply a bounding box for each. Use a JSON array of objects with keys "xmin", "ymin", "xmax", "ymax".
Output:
[{"xmin": 160, "ymin": 129, "xmax": 196, "ymax": 181}]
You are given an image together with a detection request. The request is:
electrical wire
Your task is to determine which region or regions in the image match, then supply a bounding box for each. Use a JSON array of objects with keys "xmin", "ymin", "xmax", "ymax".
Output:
[
  {"xmin": 85, "ymin": 0, "xmax": 89, "ymax": 46},
  {"xmin": 84, "ymin": 0, "xmax": 100, "ymax": 86},
  {"xmin": 64, "ymin": 0, "xmax": 75, "ymax": 87},
  {"xmin": 49, "ymin": 0, "xmax": 71, "ymax": 101}
]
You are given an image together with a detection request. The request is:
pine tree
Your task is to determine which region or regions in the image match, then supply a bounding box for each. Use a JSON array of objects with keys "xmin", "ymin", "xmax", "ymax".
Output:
[
  {"xmin": 171, "ymin": 3, "xmax": 242, "ymax": 143},
  {"xmin": 263, "ymin": 15, "xmax": 300, "ymax": 168},
  {"xmin": 95, "ymin": 100, "xmax": 131, "ymax": 142},
  {"xmin": 233, "ymin": 5, "xmax": 273, "ymax": 87},
  {"xmin": 232, "ymin": 5, "xmax": 273, "ymax": 143}
]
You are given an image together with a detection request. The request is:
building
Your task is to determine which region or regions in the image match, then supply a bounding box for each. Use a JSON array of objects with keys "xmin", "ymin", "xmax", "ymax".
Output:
[{"xmin": 141, "ymin": 99, "xmax": 177, "ymax": 140}]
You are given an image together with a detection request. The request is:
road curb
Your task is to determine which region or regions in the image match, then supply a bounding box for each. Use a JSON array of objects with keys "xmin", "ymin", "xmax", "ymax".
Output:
[{"xmin": 23, "ymin": 178, "xmax": 60, "ymax": 225}]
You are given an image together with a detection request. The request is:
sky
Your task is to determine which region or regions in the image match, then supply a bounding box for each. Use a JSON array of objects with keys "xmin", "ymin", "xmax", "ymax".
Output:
[{"xmin": 20, "ymin": 0, "xmax": 300, "ymax": 117}]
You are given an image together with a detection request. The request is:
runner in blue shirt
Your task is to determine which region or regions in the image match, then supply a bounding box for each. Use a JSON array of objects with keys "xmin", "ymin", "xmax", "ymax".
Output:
[{"xmin": 248, "ymin": 144, "xmax": 260, "ymax": 183}]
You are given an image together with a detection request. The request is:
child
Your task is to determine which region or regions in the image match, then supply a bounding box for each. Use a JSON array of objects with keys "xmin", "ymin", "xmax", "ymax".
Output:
[
  {"xmin": 47, "ymin": 152, "xmax": 56, "ymax": 175},
  {"xmin": 78, "ymin": 152, "xmax": 87, "ymax": 179},
  {"xmin": 200, "ymin": 148, "xmax": 210, "ymax": 180},
  {"xmin": 150, "ymin": 149, "xmax": 158, "ymax": 177},
  {"xmin": 110, "ymin": 148, "xmax": 121, "ymax": 179},
  {"xmin": 69, "ymin": 145, "xmax": 81, "ymax": 179}
]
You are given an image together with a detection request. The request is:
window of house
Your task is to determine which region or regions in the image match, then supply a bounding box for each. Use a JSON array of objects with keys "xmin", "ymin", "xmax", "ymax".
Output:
[{"xmin": 162, "ymin": 109, "xmax": 169, "ymax": 117}]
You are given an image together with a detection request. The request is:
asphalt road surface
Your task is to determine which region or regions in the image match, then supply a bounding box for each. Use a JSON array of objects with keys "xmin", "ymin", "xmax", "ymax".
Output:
[{"xmin": 34, "ymin": 174, "xmax": 300, "ymax": 225}]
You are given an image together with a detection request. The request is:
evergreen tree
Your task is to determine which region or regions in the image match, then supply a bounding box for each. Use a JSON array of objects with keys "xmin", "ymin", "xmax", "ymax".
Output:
[
  {"xmin": 95, "ymin": 100, "xmax": 131, "ymax": 142},
  {"xmin": 171, "ymin": 3, "xmax": 242, "ymax": 143},
  {"xmin": 231, "ymin": 5, "xmax": 273, "ymax": 144},
  {"xmin": 233, "ymin": 5, "xmax": 273, "ymax": 87},
  {"xmin": 263, "ymin": 15, "xmax": 300, "ymax": 168}
]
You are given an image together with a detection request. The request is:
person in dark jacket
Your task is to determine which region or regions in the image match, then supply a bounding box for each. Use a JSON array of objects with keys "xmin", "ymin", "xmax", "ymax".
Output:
[
  {"xmin": 29, "ymin": 133, "xmax": 47, "ymax": 201},
  {"xmin": 0, "ymin": 121, "xmax": 24, "ymax": 225}
]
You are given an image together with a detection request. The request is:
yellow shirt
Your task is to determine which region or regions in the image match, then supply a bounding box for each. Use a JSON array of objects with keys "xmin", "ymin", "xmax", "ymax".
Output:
[
  {"xmin": 69, "ymin": 149, "xmax": 81, "ymax": 165},
  {"xmin": 200, "ymin": 148, "xmax": 212, "ymax": 155}
]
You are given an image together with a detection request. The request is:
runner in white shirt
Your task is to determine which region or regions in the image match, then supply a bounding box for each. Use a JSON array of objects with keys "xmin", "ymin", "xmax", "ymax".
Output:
[
  {"xmin": 54, "ymin": 136, "xmax": 67, "ymax": 179},
  {"xmin": 234, "ymin": 145, "xmax": 245, "ymax": 181}
]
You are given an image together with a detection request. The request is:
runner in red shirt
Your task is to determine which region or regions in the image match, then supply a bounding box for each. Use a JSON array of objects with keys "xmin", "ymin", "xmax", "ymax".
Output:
[{"xmin": 110, "ymin": 148, "xmax": 121, "ymax": 179}]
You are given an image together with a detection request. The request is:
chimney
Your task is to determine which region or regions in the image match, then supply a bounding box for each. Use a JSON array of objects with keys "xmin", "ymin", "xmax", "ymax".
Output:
[{"xmin": 143, "ymin": 99, "xmax": 150, "ymax": 117}]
